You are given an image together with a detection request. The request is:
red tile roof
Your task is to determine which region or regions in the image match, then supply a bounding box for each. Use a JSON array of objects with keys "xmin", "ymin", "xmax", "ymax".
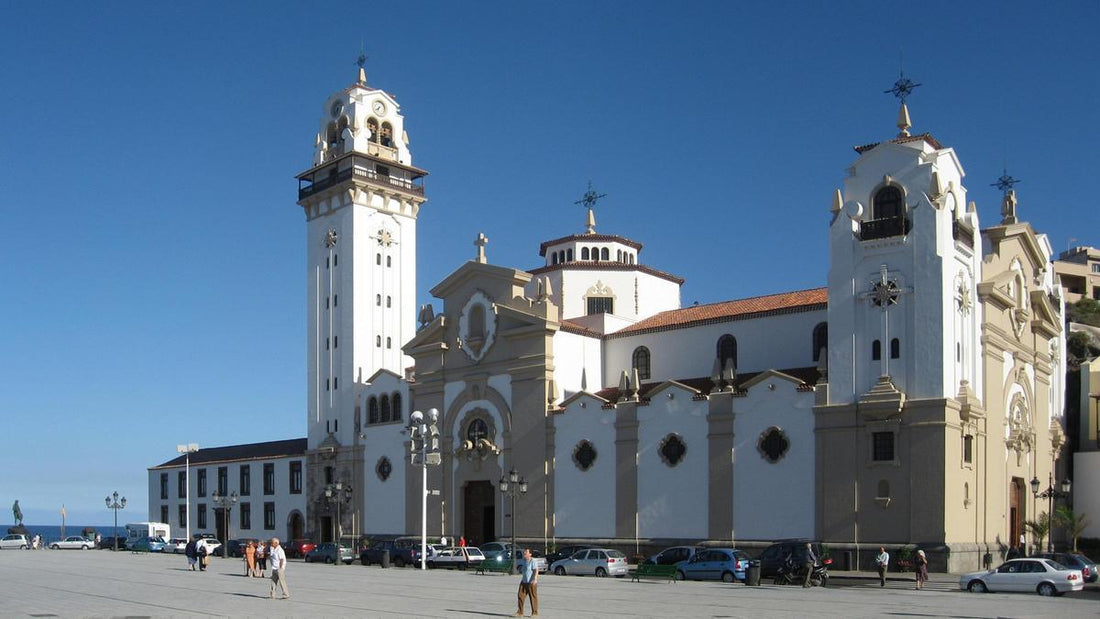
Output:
[
  {"xmin": 609, "ymin": 287, "xmax": 827, "ymax": 338},
  {"xmin": 854, "ymin": 133, "xmax": 944, "ymax": 154},
  {"xmin": 593, "ymin": 367, "xmax": 822, "ymax": 401},
  {"xmin": 539, "ymin": 233, "xmax": 643, "ymax": 256}
]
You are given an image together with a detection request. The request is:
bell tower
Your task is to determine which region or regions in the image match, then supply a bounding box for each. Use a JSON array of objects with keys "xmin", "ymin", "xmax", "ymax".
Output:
[{"xmin": 296, "ymin": 65, "xmax": 428, "ymax": 451}]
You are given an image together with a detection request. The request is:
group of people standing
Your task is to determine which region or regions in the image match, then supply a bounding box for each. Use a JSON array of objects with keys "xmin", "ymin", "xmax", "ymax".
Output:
[
  {"xmin": 242, "ymin": 540, "xmax": 269, "ymax": 578},
  {"xmin": 182, "ymin": 534, "xmax": 289, "ymax": 599},
  {"xmin": 874, "ymin": 546, "xmax": 928, "ymax": 589}
]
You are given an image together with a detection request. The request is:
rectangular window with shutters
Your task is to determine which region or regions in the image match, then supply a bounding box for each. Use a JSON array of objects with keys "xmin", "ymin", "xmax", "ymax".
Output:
[
  {"xmin": 586, "ymin": 297, "xmax": 614, "ymax": 315},
  {"xmin": 264, "ymin": 502, "xmax": 275, "ymax": 530},
  {"xmin": 263, "ymin": 463, "xmax": 275, "ymax": 495},
  {"xmin": 290, "ymin": 461, "xmax": 302, "ymax": 494},
  {"xmin": 872, "ymin": 432, "xmax": 895, "ymax": 461},
  {"xmin": 197, "ymin": 469, "xmax": 207, "ymax": 497},
  {"xmin": 160, "ymin": 473, "xmax": 168, "ymax": 500},
  {"xmin": 217, "ymin": 466, "xmax": 228, "ymax": 496},
  {"xmin": 240, "ymin": 502, "xmax": 251, "ymax": 530},
  {"xmin": 197, "ymin": 504, "xmax": 207, "ymax": 529},
  {"xmin": 178, "ymin": 471, "xmax": 186, "ymax": 498},
  {"xmin": 240, "ymin": 465, "xmax": 251, "ymax": 496},
  {"xmin": 160, "ymin": 505, "xmax": 168, "ymax": 524},
  {"xmin": 964, "ymin": 434, "xmax": 974, "ymax": 464},
  {"xmin": 178, "ymin": 504, "xmax": 187, "ymax": 529}
]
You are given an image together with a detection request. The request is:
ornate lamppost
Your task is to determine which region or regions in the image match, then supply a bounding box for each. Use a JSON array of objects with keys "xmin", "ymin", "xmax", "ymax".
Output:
[
  {"xmin": 499, "ymin": 468, "xmax": 527, "ymax": 575},
  {"xmin": 324, "ymin": 481, "xmax": 353, "ymax": 563},
  {"xmin": 105, "ymin": 491, "xmax": 126, "ymax": 551},
  {"xmin": 176, "ymin": 443, "xmax": 199, "ymax": 541},
  {"xmin": 211, "ymin": 490, "xmax": 238, "ymax": 558},
  {"xmin": 1030, "ymin": 473, "xmax": 1071, "ymax": 553},
  {"xmin": 408, "ymin": 408, "xmax": 441, "ymax": 570}
]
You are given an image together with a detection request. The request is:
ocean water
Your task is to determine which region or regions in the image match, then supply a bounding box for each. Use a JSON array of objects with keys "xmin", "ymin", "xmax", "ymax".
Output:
[{"xmin": 2, "ymin": 524, "xmax": 109, "ymax": 545}]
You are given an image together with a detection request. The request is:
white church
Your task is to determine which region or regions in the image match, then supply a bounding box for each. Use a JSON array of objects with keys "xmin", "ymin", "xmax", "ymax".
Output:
[{"xmin": 150, "ymin": 67, "xmax": 1067, "ymax": 572}]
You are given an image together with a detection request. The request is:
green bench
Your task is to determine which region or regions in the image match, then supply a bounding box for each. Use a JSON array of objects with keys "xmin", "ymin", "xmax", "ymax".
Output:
[
  {"xmin": 629, "ymin": 563, "xmax": 678, "ymax": 583},
  {"xmin": 475, "ymin": 561, "xmax": 512, "ymax": 575}
]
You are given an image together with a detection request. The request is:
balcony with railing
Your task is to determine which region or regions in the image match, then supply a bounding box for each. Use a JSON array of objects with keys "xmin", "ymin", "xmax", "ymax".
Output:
[
  {"xmin": 859, "ymin": 216, "xmax": 911, "ymax": 241},
  {"xmin": 299, "ymin": 154, "xmax": 425, "ymax": 200}
]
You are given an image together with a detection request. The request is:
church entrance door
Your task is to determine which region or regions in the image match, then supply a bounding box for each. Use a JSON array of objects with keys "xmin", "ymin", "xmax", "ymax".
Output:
[
  {"xmin": 288, "ymin": 511, "xmax": 304, "ymax": 542},
  {"xmin": 320, "ymin": 516, "xmax": 333, "ymax": 543},
  {"xmin": 1009, "ymin": 478, "xmax": 1025, "ymax": 551},
  {"xmin": 463, "ymin": 481, "xmax": 495, "ymax": 547}
]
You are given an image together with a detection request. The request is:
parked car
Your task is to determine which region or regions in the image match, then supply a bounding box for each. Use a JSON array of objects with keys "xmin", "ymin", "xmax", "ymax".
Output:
[
  {"xmin": 129, "ymin": 536, "xmax": 166, "ymax": 552},
  {"xmin": 1030, "ymin": 552, "xmax": 1098, "ymax": 583},
  {"xmin": 545, "ymin": 544, "xmax": 594, "ymax": 565},
  {"xmin": 478, "ymin": 541, "xmax": 515, "ymax": 562},
  {"xmin": 426, "ymin": 546, "xmax": 485, "ymax": 570},
  {"xmin": 756, "ymin": 540, "xmax": 824, "ymax": 577},
  {"xmin": 645, "ymin": 545, "xmax": 706, "ymax": 566},
  {"xmin": 549, "ymin": 548, "xmax": 629, "ymax": 577},
  {"xmin": 486, "ymin": 549, "xmax": 548, "ymax": 573},
  {"xmin": 97, "ymin": 536, "xmax": 127, "ymax": 550},
  {"xmin": 228, "ymin": 538, "xmax": 261, "ymax": 558},
  {"xmin": 674, "ymin": 548, "xmax": 750, "ymax": 583},
  {"xmin": 285, "ymin": 539, "xmax": 317, "ymax": 558},
  {"xmin": 195, "ymin": 538, "xmax": 222, "ymax": 556},
  {"xmin": 359, "ymin": 539, "xmax": 421, "ymax": 568},
  {"xmin": 165, "ymin": 538, "xmax": 188, "ymax": 554},
  {"xmin": 50, "ymin": 536, "xmax": 94, "ymax": 550},
  {"xmin": 0, "ymin": 533, "xmax": 30, "ymax": 549},
  {"xmin": 306, "ymin": 542, "xmax": 355, "ymax": 564},
  {"xmin": 960, "ymin": 558, "xmax": 1084, "ymax": 596}
]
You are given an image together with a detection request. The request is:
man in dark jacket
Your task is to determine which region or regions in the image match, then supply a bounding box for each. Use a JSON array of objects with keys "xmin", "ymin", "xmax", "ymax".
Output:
[{"xmin": 185, "ymin": 537, "xmax": 198, "ymax": 571}]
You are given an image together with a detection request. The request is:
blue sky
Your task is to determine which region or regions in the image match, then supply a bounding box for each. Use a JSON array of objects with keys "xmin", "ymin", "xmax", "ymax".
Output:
[{"xmin": 2, "ymin": 1, "xmax": 1097, "ymax": 526}]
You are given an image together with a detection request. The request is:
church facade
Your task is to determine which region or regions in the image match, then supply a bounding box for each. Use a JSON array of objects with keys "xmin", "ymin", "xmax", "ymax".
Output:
[{"xmin": 149, "ymin": 70, "xmax": 1067, "ymax": 573}]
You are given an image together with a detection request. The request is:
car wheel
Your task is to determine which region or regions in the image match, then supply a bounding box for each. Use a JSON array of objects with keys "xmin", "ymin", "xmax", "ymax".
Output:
[
  {"xmin": 361, "ymin": 557, "xmax": 369, "ymax": 566},
  {"xmin": 82, "ymin": 545, "xmax": 89, "ymax": 550},
  {"xmin": 394, "ymin": 557, "xmax": 406, "ymax": 568},
  {"xmin": 325, "ymin": 556, "xmax": 334, "ymax": 564},
  {"xmin": 51, "ymin": 544, "xmax": 60, "ymax": 550},
  {"xmin": 674, "ymin": 570, "xmax": 686, "ymax": 581},
  {"xmin": 722, "ymin": 571, "xmax": 735, "ymax": 583},
  {"xmin": 595, "ymin": 567, "xmax": 607, "ymax": 577},
  {"xmin": 555, "ymin": 566, "xmax": 566, "ymax": 576},
  {"xmin": 1037, "ymin": 582, "xmax": 1057, "ymax": 597},
  {"xmin": 967, "ymin": 580, "xmax": 987, "ymax": 593}
]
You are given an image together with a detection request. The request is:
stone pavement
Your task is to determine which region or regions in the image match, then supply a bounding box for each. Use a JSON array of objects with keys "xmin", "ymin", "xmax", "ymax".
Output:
[{"xmin": 1, "ymin": 550, "xmax": 1098, "ymax": 618}]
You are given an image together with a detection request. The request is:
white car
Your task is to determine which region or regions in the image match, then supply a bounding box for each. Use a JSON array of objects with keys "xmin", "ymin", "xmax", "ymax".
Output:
[
  {"xmin": 549, "ymin": 548, "xmax": 629, "ymax": 577},
  {"xmin": 196, "ymin": 538, "xmax": 222, "ymax": 555},
  {"xmin": 50, "ymin": 536, "xmax": 94, "ymax": 550},
  {"xmin": 165, "ymin": 538, "xmax": 188, "ymax": 554},
  {"xmin": 427, "ymin": 546, "xmax": 485, "ymax": 570},
  {"xmin": 960, "ymin": 558, "xmax": 1084, "ymax": 596},
  {"xmin": 0, "ymin": 534, "xmax": 30, "ymax": 549}
]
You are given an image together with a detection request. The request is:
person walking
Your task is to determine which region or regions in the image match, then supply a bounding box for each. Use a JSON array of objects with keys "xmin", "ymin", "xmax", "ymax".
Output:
[
  {"xmin": 197, "ymin": 539, "xmax": 208, "ymax": 571},
  {"xmin": 514, "ymin": 548, "xmax": 538, "ymax": 617},
  {"xmin": 245, "ymin": 541, "xmax": 257, "ymax": 577},
  {"xmin": 914, "ymin": 550, "xmax": 928, "ymax": 590},
  {"xmin": 256, "ymin": 540, "xmax": 267, "ymax": 578},
  {"xmin": 459, "ymin": 535, "xmax": 466, "ymax": 548},
  {"xmin": 185, "ymin": 536, "xmax": 198, "ymax": 571},
  {"xmin": 802, "ymin": 543, "xmax": 817, "ymax": 588},
  {"xmin": 874, "ymin": 546, "xmax": 890, "ymax": 587},
  {"xmin": 268, "ymin": 538, "xmax": 290, "ymax": 600}
]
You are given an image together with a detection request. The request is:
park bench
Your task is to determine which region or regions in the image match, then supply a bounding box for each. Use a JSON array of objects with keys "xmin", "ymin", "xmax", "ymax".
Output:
[
  {"xmin": 629, "ymin": 563, "xmax": 678, "ymax": 583},
  {"xmin": 474, "ymin": 561, "xmax": 512, "ymax": 575}
]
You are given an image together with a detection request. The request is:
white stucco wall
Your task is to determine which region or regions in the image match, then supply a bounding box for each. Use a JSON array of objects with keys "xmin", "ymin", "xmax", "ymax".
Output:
[
  {"xmin": 551, "ymin": 396, "xmax": 616, "ymax": 538},
  {"xmin": 551, "ymin": 330, "xmax": 603, "ymax": 397},
  {"xmin": 360, "ymin": 373, "xmax": 409, "ymax": 535},
  {"xmin": 636, "ymin": 390, "xmax": 708, "ymax": 539}
]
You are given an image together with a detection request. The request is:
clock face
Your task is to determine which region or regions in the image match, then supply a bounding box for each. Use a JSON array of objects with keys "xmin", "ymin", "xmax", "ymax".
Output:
[
  {"xmin": 372, "ymin": 101, "xmax": 386, "ymax": 115},
  {"xmin": 330, "ymin": 101, "xmax": 344, "ymax": 118}
]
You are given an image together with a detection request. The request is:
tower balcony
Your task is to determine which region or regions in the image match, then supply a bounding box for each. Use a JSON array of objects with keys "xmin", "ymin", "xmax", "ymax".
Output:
[
  {"xmin": 298, "ymin": 153, "xmax": 426, "ymax": 201},
  {"xmin": 859, "ymin": 216, "xmax": 910, "ymax": 241}
]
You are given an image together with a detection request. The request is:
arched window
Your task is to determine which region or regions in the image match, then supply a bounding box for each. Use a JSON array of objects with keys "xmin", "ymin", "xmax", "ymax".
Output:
[
  {"xmin": 617, "ymin": 249, "xmax": 623, "ymax": 262},
  {"xmin": 386, "ymin": 296, "xmax": 391, "ymax": 308},
  {"xmin": 367, "ymin": 118, "xmax": 379, "ymax": 143},
  {"xmin": 812, "ymin": 322, "xmax": 828, "ymax": 362},
  {"xmin": 552, "ymin": 253, "xmax": 559, "ymax": 265},
  {"xmin": 468, "ymin": 304, "xmax": 486, "ymax": 339},
  {"xmin": 600, "ymin": 247, "xmax": 609, "ymax": 260},
  {"xmin": 872, "ymin": 186, "xmax": 903, "ymax": 220},
  {"xmin": 872, "ymin": 339, "xmax": 881, "ymax": 360},
  {"xmin": 629, "ymin": 254, "xmax": 635, "ymax": 265},
  {"xmin": 890, "ymin": 338, "xmax": 900, "ymax": 359},
  {"xmin": 632, "ymin": 346, "xmax": 651, "ymax": 380},
  {"xmin": 581, "ymin": 247, "xmax": 590, "ymax": 260},
  {"xmin": 716, "ymin": 334, "xmax": 737, "ymax": 370},
  {"xmin": 368, "ymin": 397, "xmax": 379, "ymax": 424},
  {"xmin": 376, "ymin": 253, "xmax": 381, "ymax": 265},
  {"xmin": 376, "ymin": 335, "xmax": 382, "ymax": 347},
  {"xmin": 326, "ymin": 122, "xmax": 339, "ymax": 149},
  {"xmin": 466, "ymin": 418, "xmax": 489, "ymax": 442},
  {"xmin": 392, "ymin": 392, "xmax": 402, "ymax": 423},
  {"xmin": 386, "ymin": 336, "xmax": 392, "ymax": 349},
  {"xmin": 386, "ymin": 256, "xmax": 392, "ymax": 267},
  {"xmin": 376, "ymin": 294, "xmax": 381, "ymax": 306},
  {"xmin": 380, "ymin": 395, "xmax": 391, "ymax": 423},
  {"xmin": 380, "ymin": 122, "xmax": 394, "ymax": 147},
  {"xmin": 567, "ymin": 248, "xmax": 573, "ymax": 261}
]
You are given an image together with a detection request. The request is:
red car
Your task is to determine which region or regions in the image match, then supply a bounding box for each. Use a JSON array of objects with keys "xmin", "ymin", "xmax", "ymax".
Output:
[{"xmin": 285, "ymin": 539, "xmax": 317, "ymax": 558}]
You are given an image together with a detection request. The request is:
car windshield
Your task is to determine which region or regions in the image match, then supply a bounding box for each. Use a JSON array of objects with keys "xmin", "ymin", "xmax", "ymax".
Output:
[{"xmin": 607, "ymin": 550, "xmax": 626, "ymax": 558}]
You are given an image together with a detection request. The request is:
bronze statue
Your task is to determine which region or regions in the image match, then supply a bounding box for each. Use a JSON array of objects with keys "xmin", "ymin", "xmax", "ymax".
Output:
[{"xmin": 13, "ymin": 500, "xmax": 23, "ymax": 525}]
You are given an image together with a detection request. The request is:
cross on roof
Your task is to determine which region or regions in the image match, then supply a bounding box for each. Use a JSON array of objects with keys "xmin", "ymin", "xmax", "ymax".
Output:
[
  {"xmin": 574, "ymin": 180, "xmax": 607, "ymax": 210},
  {"xmin": 474, "ymin": 232, "xmax": 489, "ymax": 264},
  {"xmin": 991, "ymin": 168, "xmax": 1021, "ymax": 194},
  {"xmin": 884, "ymin": 70, "xmax": 921, "ymax": 103}
]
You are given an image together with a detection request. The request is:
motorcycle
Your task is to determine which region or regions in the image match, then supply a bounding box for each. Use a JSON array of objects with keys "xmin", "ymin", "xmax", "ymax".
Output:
[{"xmin": 773, "ymin": 555, "xmax": 831, "ymax": 586}]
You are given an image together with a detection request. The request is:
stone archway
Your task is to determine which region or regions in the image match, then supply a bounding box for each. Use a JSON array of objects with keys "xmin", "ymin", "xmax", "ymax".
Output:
[
  {"xmin": 287, "ymin": 510, "xmax": 304, "ymax": 542},
  {"xmin": 462, "ymin": 480, "xmax": 496, "ymax": 547},
  {"xmin": 1009, "ymin": 478, "xmax": 1025, "ymax": 552}
]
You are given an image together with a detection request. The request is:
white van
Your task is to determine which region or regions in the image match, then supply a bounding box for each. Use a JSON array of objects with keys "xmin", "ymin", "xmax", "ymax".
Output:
[{"xmin": 125, "ymin": 522, "xmax": 170, "ymax": 541}]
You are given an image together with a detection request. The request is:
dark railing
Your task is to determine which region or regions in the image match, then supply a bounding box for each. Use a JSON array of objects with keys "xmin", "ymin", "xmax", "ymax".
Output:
[
  {"xmin": 299, "ymin": 155, "xmax": 424, "ymax": 200},
  {"xmin": 859, "ymin": 216, "xmax": 910, "ymax": 241},
  {"xmin": 952, "ymin": 221, "xmax": 974, "ymax": 249}
]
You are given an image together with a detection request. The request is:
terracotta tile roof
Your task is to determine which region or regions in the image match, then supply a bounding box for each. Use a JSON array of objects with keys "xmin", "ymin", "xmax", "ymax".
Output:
[
  {"xmin": 150, "ymin": 438, "xmax": 307, "ymax": 469},
  {"xmin": 593, "ymin": 367, "xmax": 821, "ymax": 401},
  {"xmin": 559, "ymin": 319, "xmax": 602, "ymax": 337},
  {"xmin": 608, "ymin": 287, "xmax": 827, "ymax": 338},
  {"xmin": 539, "ymin": 233, "xmax": 643, "ymax": 256},
  {"xmin": 529, "ymin": 262, "xmax": 685, "ymax": 285},
  {"xmin": 854, "ymin": 133, "xmax": 944, "ymax": 154}
]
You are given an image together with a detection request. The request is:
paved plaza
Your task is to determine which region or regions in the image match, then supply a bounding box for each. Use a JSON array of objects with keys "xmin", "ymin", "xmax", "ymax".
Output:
[{"xmin": 1, "ymin": 550, "xmax": 1098, "ymax": 618}]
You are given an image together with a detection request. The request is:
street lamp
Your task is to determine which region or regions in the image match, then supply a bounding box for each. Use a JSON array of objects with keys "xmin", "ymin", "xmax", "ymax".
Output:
[
  {"xmin": 105, "ymin": 491, "xmax": 126, "ymax": 551},
  {"xmin": 211, "ymin": 490, "xmax": 238, "ymax": 558},
  {"xmin": 499, "ymin": 467, "xmax": 528, "ymax": 575},
  {"xmin": 323, "ymin": 481, "xmax": 353, "ymax": 563},
  {"xmin": 1030, "ymin": 473, "xmax": 1072, "ymax": 552},
  {"xmin": 408, "ymin": 408, "xmax": 441, "ymax": 570},
  {"xmin": 177, "ymin": 443, "xmax": 199, "ymax": 541}
]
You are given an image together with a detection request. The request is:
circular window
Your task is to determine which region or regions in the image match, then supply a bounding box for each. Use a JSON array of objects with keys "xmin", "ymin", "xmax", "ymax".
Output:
[
  {"xmin": 376, "ymin": 456, "xmax": 392, "ymax": 482},
  {"xmin": 658, "ymin": 434, "xmax": 687, "ymax": 467},
  {"xmin": 573, "ymin": 440, "xmax": 597, "ymax": 471},
  {"xmin": 467, "ymin": 418, "xmax": 489, "ymax": 443},
  {"xmin": 757, "ymin": 426, "xmax": 790, "ymax": 463}
]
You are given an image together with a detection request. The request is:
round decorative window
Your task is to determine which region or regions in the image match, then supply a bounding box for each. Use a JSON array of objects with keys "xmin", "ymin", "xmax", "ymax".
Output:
[
  {"xmin": 467, "ymin": 418, "xmax": 490, "ymax": 443},
  {"xmin": 658, "ymin": 433, "xmax": 686, "ymax": 467},
  {"xmin": 376, "ymin": 456, "xmax": 392, "ymax": 482},
  {"xmin": 573, "ymin": 440, "xmax": 597, "ymax": 471},
  {"xmin": 757, "ymin": 426, "xmax": 790, "ymax": 463}
]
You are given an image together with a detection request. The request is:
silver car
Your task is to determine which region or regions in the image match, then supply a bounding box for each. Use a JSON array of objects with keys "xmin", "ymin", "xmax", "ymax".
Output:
[
  {"xmin": 550, "ymin": 548, "xmax": 629, "ymax": 577},
  {"xmin": 959, "ymin": 558, "xmax": 1084, "ymax": 596},
  {"xmin": 50, "ymin": 536, "xmax": 94, "ymax": 550},
  {"xmin": 0, "ymin": 534, "xmax": 29, "ymax": 549}
]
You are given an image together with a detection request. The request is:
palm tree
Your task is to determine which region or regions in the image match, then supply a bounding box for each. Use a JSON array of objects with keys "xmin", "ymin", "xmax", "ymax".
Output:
[
  {"xmin": 1024, "ymin": 512, "xmax": 1051, "ymax": 552},
  {"xmin": 1054, "ymin": 506, "xmax": 1091, "ymax": 552}
]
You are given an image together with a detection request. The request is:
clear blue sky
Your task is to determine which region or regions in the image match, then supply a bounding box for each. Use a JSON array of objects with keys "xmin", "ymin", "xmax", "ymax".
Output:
[{"xmin": 2, "ymin": 1, "xmax": 1097, "ymax": 526}]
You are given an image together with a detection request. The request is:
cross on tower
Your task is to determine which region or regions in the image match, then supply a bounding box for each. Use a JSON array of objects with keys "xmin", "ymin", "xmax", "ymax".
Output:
[
  {"xmin": 991, "ymin": 168, "xmax": 1021, "ymax": 195},
  {"xmin": 474, "ymin": 232, "xmax": 489, "ymax": 264},
  {"xmin": 574, "ymin": 181, "xmax": 607, "ymax": 234},
  {"xmin": 859, "ymin": 265, "xmax": 912, "ymax": 378}
]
